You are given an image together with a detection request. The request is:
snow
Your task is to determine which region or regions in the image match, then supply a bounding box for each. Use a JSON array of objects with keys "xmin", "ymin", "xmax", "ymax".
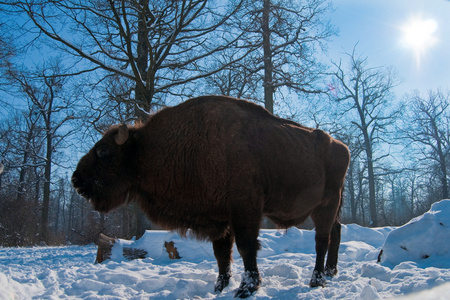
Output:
[
  {"xmin": 2, "ymin": 201, "xmax": 450, "ymax": 299},
  {"xmin": 379, "ymin": 199, "xmax": 450, "ymax": 269}
]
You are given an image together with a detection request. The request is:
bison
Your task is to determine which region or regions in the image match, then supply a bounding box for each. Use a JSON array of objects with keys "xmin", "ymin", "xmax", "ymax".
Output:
[{"xmin": 72, "ymin": 95, "xmax": 350, "ymax": 298}]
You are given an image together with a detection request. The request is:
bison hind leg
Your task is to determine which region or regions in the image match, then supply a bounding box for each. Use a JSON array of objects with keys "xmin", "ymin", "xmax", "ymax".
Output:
[
  {"xmin": 324, "ymin": 221, "xmax": 341, "ymax": 277},
  {"xmin": 310, "ymin": 265, "xmax": 337, "ymax": 287},
  {"xmin": 324, "ymin": 266, "xmax": 338, "ymax": 278},
  {"xmin": 309, "ymin": 196, "xmax": 342, "ymax": 288}
]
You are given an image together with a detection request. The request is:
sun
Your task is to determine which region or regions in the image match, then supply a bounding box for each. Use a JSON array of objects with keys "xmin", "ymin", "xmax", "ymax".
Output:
[{"xmin": 401, "ymin": 16, "xmax": 438, "ymax": 67}]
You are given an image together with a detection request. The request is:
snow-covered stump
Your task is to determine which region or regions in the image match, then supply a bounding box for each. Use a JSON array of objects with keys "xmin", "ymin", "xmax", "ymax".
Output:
[{"xmin": 95, "ymin": 233, "xmax": 181, "ymax": 263}]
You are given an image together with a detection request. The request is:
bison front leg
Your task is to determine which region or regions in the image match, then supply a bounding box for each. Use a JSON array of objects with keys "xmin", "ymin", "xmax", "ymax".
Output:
[{"xmin": 213, "ymin": 231, "xmax": 235, "ymax": 293}]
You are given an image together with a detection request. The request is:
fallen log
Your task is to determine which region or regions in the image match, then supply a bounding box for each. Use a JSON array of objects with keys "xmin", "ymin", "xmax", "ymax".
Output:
[{"xmin": 95, "ymin": 233, "xmax": 180, "ymax": 263}]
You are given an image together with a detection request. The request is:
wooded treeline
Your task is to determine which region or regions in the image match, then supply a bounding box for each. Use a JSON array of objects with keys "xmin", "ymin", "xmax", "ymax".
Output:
[{"xmin": 0, "ymin": 0, "xmax": 448, "ymax": 246}]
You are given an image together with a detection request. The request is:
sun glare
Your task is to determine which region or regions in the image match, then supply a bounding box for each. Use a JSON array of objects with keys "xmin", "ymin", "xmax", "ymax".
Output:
[{"xmin": 401, "ymin": 16, "xmax": 438, "ymax": 67}]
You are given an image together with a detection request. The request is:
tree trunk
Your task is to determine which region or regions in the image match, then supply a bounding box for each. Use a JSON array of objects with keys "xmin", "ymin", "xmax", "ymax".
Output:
[
  {"xmin": 17, "ymin": 128, "xmax": 34, "ymax": 203},
  {"xmin": 16, "ymin": 153, "xmax": 29, "ymax": 203},
  {"xmin": 347, "ymin": 159, "xmax": 357, "ymax": 222},
  {"xmin": 354, "ymin": 108, "xmax": 377, "ymax": 226},
  {"xmin": 133, "ymin": 1, "xmax": 152, "ymax": 234},
  {"xmin": 357, "ymin": 163, "xmax": 365, "ymax": 225},
  {"xmin": 441, "ymin": 164, "xmax": 448, "ymax": 199},
  {"xmin": 68, "ymin": 190, "xmax": 75, "ymax": 239},
  {"xmin": 262, "ymin": 0, "xmax": 274, "ymax": 113},
  {"xmin": 135, "ymin": 0, "xmax": 152, "ymax": 120},
  {"xmin": 122, "ymin": 206, "xmax": 131, "ymax": 238},
  {"xmin": 61, "ymin": 181, "xmax": 66, "ymax": 235},
  {"xmin": 438, "ymin": 150, "xmax": 448, "ymax": 199},
  {"xmin": 54, "ymin": 192, "xmax": 60, "ymax": 235},
  {"xmin": 40, "ymin": 128, "xmax": 52, "ymax": 243},
  {"xmin": 366, "ymin": 145, "xmax": 377, "ymax": 226},
  {"xmin": 131, "ymin": 204, "xmax": 148, "ymax": 239},
  {"xmin": 357, "ymin": 90, "xmax": 377, "ymax": 226}
]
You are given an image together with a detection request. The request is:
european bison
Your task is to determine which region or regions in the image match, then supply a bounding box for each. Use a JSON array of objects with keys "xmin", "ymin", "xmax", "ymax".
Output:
[{"xmin": 72, "ymin": 95, "xmax": 350, "ymax": 298}]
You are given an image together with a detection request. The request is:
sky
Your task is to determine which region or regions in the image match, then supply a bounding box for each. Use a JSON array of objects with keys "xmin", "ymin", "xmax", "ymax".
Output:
[{"xmin": 327, "ymin": 0, "xmax": 450, "ymax": 97}]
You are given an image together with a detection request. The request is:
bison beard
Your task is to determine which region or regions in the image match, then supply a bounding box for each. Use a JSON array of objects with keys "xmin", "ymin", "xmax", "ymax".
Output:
[{"xmin": 72, "ymin": 95, "xmax": 350, "ymax": 298}]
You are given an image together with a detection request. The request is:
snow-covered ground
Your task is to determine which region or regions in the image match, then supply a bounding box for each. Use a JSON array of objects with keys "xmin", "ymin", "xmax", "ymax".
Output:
[{"xmin": 2, "ymin": 200, "xmax": 450, "ymax": 299}]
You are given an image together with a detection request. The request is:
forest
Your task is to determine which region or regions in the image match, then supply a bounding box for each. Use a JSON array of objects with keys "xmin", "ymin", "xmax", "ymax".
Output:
[{"xmin": 0, "ymin": 0, "xmax": 449, "ymax": 247}]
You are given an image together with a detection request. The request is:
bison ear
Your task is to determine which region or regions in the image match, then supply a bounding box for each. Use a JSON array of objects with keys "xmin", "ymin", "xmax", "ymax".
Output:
[{"xmin": 115, "ymin": 124, "xmax": 129, "ymax": 145}]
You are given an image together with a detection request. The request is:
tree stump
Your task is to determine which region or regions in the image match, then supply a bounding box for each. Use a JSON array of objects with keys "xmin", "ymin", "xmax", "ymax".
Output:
[
  {"xmin": 164, "ymin": 241, "xmax": 181, "ymax": 259},
  {"xmin": 95, "ymin": 233, "xmax": 116, "ymax": 263}
]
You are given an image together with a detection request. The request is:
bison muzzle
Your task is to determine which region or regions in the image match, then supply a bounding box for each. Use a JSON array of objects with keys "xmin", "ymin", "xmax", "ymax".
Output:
[{"xmin": 72, "ymin": 95, "xmax": 350, "ymax": 298}]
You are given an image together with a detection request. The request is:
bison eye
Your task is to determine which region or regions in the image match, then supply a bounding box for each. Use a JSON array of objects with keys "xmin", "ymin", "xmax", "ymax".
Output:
[{"xmin": 96, "ymin": 145, "xmax": 110, "ymax": 159}]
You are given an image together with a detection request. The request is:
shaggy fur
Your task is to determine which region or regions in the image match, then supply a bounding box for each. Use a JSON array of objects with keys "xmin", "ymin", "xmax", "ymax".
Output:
[{"xmin": 72, "ymin": 95, "xmax": 350, "ymax": 298}]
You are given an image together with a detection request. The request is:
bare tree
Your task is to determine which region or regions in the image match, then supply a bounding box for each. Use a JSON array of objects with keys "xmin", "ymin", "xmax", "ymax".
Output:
[
  {"xmin": 0, "ymin": 18, "xmax": 17, "ymax": 110},
  {"xmin": 4, "ymin": 61, "xmax": 78, "ymax": 243},
  {"xmin": 329, "ymin": 48, "xmax": 400, "ymax": 226},
  {"xmin": 401, "ymin": 89, "xmax": 450, "ymax": 200},
  {"xmin": 0, "ymin": 113, "xmax": 43, "ymax": 246},
  {"xmin": 204, "ymin": 50, "xmax": 261, "ymax": 102},
  {"xmin": 223, "ymin": 0, "xmax": 335, "ymax": 112},
  {"xmin": 6, "ymin": 0, "xmax": 250, "ymax": 119}
]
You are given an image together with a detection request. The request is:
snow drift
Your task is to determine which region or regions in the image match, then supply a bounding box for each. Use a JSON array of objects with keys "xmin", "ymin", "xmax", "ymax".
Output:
[{"xmin": 379, "ymin": 199, "xmax": 450, "ymax": 268}]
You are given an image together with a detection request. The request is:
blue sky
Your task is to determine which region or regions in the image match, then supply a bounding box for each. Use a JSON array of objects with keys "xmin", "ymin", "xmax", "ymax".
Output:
[{"xmin": 327, "ymin": 0, "xmax": 450, "ymax": 96}]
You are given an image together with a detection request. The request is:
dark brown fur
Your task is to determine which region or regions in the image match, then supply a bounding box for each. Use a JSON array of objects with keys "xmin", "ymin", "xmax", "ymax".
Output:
[{"xmin": 72, "ymin": 95, "xmax": 350, "ymax": 297}]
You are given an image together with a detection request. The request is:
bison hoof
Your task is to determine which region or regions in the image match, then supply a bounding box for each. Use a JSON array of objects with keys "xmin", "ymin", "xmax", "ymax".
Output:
[
  {"xmin": 324, "ymin": 266, "xmax": 337, "ymax": 277},
  {"xmin": 234, "ymin": 271, "xmax": 261, "ymax": 298},
  {"xmin": 214, "ymin": 273, "xmax": 231, "ymax": 293},
  {"xmin": 309, "ymin": 270, "xmax": 326, "ymax": 288}
]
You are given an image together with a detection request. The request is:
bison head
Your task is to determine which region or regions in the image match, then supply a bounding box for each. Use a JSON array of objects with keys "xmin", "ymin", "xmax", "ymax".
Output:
[{"xmin": 72, "ymin": 124, "xmax": 137, "ymax": 213}]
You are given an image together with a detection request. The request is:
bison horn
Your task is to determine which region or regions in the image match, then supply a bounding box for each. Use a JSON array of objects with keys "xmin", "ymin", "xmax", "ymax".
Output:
[{"xmin": 115, "ymin": 124, "xmax": 129, "ymax": 145}]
